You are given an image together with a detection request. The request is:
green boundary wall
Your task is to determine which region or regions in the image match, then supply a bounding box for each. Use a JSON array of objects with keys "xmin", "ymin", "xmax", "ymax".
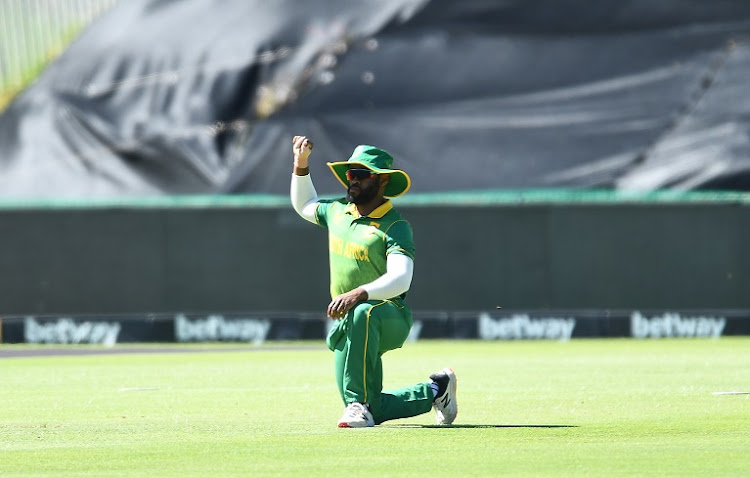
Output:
[{"xmin": 0, "ymin": 190, "xmax": 747, "ymax": 315}]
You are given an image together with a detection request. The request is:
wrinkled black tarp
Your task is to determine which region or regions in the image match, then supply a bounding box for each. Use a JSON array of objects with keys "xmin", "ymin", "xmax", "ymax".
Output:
[{"xmin": 2, "ymin": 0, "xmax": 750, "ymax": 196}]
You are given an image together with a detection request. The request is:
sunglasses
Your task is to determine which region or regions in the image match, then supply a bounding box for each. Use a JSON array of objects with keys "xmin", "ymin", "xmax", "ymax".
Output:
[{"xmin": 346, "ymin": 169, "xmax": 379, "ymax": 181}]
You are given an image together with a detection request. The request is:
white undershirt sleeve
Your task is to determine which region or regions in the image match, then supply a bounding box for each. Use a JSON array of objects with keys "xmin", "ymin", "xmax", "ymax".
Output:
[
  {"xmin": 290, "ymin": 173, "xmax": 319, "ymax": 224},
  {"xmin": 361, "ymin": 254, "xmax": 414, "ymax": 300}
]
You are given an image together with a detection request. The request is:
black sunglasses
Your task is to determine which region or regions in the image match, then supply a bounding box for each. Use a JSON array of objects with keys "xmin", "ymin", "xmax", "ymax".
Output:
[{"xmin": 346, "ymin": 169, "xmax": 379, "ymax": 181}]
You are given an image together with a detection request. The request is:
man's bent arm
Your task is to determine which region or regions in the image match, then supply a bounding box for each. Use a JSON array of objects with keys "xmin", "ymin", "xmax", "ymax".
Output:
[
  {"xmin": 361, "ymin": 254, "xmax": 414, "ymax": 300},
  {"xmin": 291, "ymin": 173, "xmax": 319, "ymax": 224},
  {"xmin": 327, "ymin": 255, "xmax": 413, "ymax": 319}
]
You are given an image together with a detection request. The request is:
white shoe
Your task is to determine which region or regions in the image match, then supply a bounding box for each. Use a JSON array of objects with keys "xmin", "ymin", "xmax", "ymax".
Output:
[
  {"xmin": 430, "ymin": 368, "xmax": 458, "ymax": 425},
  {"xmin": 337, "ymin": 402, "xmax": 374, "ymax": 428}
]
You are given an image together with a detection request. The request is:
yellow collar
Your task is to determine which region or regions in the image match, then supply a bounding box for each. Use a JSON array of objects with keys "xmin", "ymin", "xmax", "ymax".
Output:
[{"xmin": 344, "ymin": 200, "xmax": 393, "ymax": 219}]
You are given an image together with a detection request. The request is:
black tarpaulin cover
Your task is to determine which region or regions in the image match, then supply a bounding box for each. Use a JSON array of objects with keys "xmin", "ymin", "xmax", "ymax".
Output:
[{"xmin": 2, "ymin": 0, "xmax": 750, "ymax": 197}]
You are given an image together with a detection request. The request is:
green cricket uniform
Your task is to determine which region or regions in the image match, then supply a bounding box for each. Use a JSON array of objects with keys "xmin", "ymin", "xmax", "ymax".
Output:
[{"xmin": 315, "ymin": 198, "xmax": 433, "ymax": 424}]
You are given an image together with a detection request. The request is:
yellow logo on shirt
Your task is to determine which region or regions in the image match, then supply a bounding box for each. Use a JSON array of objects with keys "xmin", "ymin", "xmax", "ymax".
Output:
[{"xmin": 330, "ymin": 236, "xmax": 370, "ymax": 262}]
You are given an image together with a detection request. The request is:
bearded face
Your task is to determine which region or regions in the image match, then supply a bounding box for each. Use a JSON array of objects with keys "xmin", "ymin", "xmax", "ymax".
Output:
[{"xmin": 347, "ymin": 176, "xmax": 381, "ymax": 204}]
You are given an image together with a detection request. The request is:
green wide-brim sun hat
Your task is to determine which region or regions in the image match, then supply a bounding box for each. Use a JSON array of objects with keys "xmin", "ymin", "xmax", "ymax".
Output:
[{"xmin": 327, "ymin": 145, "xmax": 411, "ymax": 197}]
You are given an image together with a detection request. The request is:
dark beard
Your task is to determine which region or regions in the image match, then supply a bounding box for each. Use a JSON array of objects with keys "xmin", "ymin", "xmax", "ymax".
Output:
[{"xmin": 347, "ymin": 180, "xmax": 379, "ymax": 204}]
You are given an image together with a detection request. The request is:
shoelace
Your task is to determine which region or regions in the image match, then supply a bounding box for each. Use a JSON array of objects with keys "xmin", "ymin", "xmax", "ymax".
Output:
[{"xmin": 346, "ymin": 403, "xmax": 367, "ymax": 418}]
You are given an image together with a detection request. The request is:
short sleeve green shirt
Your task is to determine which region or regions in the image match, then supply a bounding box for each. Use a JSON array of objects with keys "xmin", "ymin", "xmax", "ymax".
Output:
[{"xmin": 315, "ymin": 199, "xmax": 415, "ymax": 299}]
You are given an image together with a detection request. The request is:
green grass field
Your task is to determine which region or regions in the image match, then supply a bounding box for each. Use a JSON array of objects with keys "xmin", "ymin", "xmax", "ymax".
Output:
[{"xmin": 1, "ymin": 339, "xmax": 748, "ymax": 477}]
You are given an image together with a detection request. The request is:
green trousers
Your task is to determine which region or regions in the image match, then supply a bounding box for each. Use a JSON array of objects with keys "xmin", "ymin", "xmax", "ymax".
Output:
[{"xmin": 326, "ymin": 299, "xmax": 434, "ymax": 425}]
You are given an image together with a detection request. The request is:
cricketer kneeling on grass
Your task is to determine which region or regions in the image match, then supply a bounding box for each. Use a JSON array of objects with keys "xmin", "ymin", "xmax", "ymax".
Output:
[{"xmin": 290, "ymin": 135, "xmax": 458, "ymax": 428}]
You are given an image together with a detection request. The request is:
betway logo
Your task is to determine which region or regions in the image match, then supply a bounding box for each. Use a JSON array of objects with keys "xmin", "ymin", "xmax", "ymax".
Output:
[
  {"xmin": 24, "ymin": 317, "xmax": 121, "ymax": 346},
  {"xmin": 631, "ymin": 311, "xmax": 726, "ymax": 339},
  {"xmin": 175, "ymin": 314, "xmax": 271, "ymax": 344},
  {"xmin": 479, "ymin": 313, "xmax": 576, "ymax": 341}
]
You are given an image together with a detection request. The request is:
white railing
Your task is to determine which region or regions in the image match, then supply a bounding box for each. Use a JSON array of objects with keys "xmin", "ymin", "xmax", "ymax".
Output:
[{"xmin": 0, "ymin": 0, "xmax": 119, "ymax": 93}]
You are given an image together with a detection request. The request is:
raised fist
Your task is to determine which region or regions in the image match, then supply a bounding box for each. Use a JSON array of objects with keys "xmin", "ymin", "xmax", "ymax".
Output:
[{"xmin": 292, "ymin": 135, "xmax": 313, "ymax": 164}]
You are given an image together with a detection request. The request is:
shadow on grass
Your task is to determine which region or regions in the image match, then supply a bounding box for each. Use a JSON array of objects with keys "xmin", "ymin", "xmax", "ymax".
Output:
[{"xmin": 384, "ymin": 424, "xmax": 578, "ymax": 429}]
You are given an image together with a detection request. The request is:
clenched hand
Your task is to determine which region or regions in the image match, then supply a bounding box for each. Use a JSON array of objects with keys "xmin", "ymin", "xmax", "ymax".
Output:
[{"xmin": 327, "ymin": 287, "xmax": 368, "ymax": 320}]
